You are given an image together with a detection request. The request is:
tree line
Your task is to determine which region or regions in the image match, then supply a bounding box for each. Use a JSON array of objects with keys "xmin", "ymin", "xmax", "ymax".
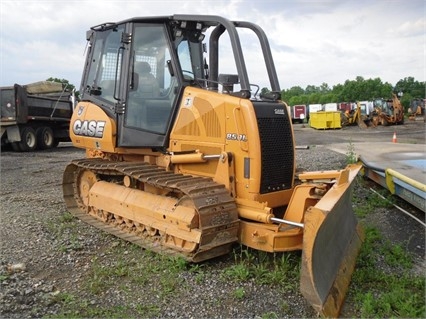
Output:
[
  {"xmin": 263, "ymin": 76, "xmax": 424, "ymax": 111},
  {"xmin": 49, "ymin": 75, "xmax": 424, "ymax": 112}
]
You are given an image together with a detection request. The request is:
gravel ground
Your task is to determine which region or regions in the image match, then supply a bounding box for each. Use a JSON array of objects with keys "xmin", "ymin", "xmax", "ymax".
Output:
[{"xmin": 0, "ymin": 127, "xmax": 424, "ymax": 318}]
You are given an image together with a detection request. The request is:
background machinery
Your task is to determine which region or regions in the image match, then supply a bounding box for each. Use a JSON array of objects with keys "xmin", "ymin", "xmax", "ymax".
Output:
[
  {"xmin": 408, "ymin": 98, "xmax": 425, "ymax": 121},
  {"xmin": 341, "ymin": 101, "xmax": 372, "ymax": 128},
  {"xmin": 371, "ymin": 93, "xmax": 404, "ymax": 126},
  {"xmin": 62, "ymin": 15, "xmax": 362, "ymax": 317}
]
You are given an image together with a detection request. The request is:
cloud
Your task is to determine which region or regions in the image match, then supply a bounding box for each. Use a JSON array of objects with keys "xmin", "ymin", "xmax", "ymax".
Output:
[
  {"xmin": 0, "ymin": 0, "xmax": 424, "ymax": 91},
  {"xmin": 260, "ymin": 0, "xmax": 425, "ymax": 88},
  {"xmin": 391, "ymin": 18, "xmax": 425, "ymax": 38},
  {"xmin": 1, "ymin": 0, "xmax": 247, "ymax": 87}
]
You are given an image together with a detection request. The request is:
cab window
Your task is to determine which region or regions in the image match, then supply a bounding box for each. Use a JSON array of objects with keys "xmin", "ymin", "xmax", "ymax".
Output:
[{"xmin": 125, "ymin": 24, "xmax": 177, "ymax": 134}]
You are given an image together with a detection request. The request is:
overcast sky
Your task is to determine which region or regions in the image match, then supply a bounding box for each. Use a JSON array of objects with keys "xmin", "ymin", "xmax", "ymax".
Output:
[{"xmin": 1, "ymin": 0, "xmax": 424, "ymax": 91}]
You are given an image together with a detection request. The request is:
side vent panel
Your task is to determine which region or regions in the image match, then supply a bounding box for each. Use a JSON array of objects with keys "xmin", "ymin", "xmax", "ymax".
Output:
[{"xmin": 252, "ymin": 101, "xmax": 294, "ymax": 194}]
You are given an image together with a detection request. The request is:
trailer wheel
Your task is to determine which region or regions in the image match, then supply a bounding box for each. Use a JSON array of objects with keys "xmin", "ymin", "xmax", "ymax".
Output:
[
  {"xmin": 36, "ymin": 127, "xmax": 55, "ymax": 149},
  {"xmin": 18, "ymin": 127, "xmax": 37, "ymax": 151}
]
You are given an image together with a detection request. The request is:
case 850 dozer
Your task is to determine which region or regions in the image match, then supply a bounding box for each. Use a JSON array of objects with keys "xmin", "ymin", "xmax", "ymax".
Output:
[{"xmin": 62, "ymin": 15, "xmax": 362, "ymax": 317}]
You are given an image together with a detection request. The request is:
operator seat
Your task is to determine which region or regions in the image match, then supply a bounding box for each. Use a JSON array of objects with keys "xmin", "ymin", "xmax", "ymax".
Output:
[
  {"xmin": 134, "ymin": 61, "xmax": 160, "ymax": 98},
  {"xmin": 126, "ymin": 61, "xmax": 161, "ymax": 128}
]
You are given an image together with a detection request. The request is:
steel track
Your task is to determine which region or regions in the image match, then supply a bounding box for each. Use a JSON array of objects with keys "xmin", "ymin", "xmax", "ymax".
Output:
[{"xmin": 63, "ymin": 158, "xmax": 240, "ymax": 262}]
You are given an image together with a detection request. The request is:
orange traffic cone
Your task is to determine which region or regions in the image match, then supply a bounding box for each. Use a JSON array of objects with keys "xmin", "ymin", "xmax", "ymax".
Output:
[{"xmin": 392, "ymin": 132, "xmax": 397, "ymax": 143}]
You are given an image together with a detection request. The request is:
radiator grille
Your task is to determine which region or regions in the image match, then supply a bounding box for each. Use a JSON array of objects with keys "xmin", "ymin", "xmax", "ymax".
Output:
[{"xmin": 253, "ymin": 102, "xmax": 294, "ymax": 194}]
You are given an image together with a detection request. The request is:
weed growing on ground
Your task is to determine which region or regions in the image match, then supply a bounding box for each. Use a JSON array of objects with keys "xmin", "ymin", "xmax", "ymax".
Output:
[
  {"xmin": 346, "ymin": 139, "xmax": 357, "ymax": 164},
  {"xmin": 260, "ymin": 311, "xmax": 279, "ymax": 319},
  {"xmin": 233, "ymin": 287, "xmax": 246, "ymax": 299}
]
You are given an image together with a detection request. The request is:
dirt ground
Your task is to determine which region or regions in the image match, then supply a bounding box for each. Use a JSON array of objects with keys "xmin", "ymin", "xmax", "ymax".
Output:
[
  {"xmin": 295, "ymin": 119, "xmax": 426, "ymax": 276},
  {"xmin": 0, "ymin": 118, "xmax": 424, "ymax": 318},
  {"xmin": 293, "ymin": 117, "xmax": 426, "ymax": 146},
  {"xmin": 294, "ymin": 118, "xmax": 426, "ymax": 264}
]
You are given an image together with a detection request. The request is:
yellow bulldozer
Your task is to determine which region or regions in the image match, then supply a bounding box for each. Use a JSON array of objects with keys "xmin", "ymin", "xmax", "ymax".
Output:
[{"xmin": 63, "ymin": 15, "xmax": 362, "ymax": 317}]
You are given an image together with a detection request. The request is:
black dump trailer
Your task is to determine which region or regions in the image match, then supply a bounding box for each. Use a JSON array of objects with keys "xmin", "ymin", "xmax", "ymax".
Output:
[{"xmin": 0, "ymin": 81, "xmax": 75, "ymax": 151}]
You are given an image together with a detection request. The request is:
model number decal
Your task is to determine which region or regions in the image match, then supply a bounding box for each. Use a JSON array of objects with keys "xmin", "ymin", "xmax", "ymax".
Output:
[
  {"xmin": 226, "ymin": 133, "xmax": 247, "ymax": 141},
  {"xmin": 73, "ymin": 119, "xmax": 106, "ymax": 138}
]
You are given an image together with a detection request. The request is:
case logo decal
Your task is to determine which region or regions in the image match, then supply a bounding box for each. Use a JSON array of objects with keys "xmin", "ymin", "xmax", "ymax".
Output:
[{"xmin": 73, "ymin": 120, "xmax": 106, "ymax": 138}]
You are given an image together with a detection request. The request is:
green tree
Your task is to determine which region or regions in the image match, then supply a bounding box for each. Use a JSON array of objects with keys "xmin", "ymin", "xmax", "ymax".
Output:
[
  {"xmin": 261, "ymin": 87, "xmax": 270, "ymax": 96},
  {"xmin": 288, "ymin": 94, "xmax": 309, "ymax": 105},
  {"xmin": 334, "ymin": 76, "xmax": 393, "ymax": 102},
  {"xmin": 399, "ymin": 93, "xmax": 413, "ymax": 111},
  {"xmin": 318, "ymin": 93, "xmax": 338, "ymax": 104},
  {"xmin": 305, "ymin": 85, "xmax": 320, "ymax": 95},
  {"xmin": 394, "ymin": 77, "xmax": 425, "ymax": 98},
  {"xmin": 319, "ymin": 82, "xmax": 331, "ymax": 93},
  {"xmin": 279, "ymin": 76, "xmax": 422, "ymax": 108},
  {"xmin": 281, "ymin": 86, "xmax": 305, "ymax": 102},
  {"xmin": 379, "ymin": 83, "xmax": 393, "ymax": 98},
  {"xmin": 364, "ymin": 78, "xmax": 388, "ymax": 99},
  {"xmin": 332, "ymin": 84, "xmax": 345, "ymax": 101},
  {"xmin": 308, "ymin": 92, "xmax": 322, "ymax": 104}
]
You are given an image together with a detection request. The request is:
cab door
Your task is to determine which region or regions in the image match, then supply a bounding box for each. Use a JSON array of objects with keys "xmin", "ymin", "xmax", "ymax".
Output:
[{"xmin": 118, "ymin": 23, "xmax": 179, "ymax": 148}]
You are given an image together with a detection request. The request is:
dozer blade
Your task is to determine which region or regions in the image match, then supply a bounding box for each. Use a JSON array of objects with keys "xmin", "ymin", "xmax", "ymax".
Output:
[{"xmin": 300, "ymin": 164, "xmax": 363, "ymax": 318}]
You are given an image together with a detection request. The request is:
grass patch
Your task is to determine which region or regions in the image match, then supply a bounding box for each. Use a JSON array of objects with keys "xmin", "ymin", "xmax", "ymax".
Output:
[
  {"xmin": 222, "ymin": 246, "xmax": 300, "ymax": 289},
  {"xmin": 349, "ymin": 226, "xmax": 425, "ymax": 318},
  {"xmin": 233, "ymin": 287, "xmax": 246, "ymax": 299},
  {"xmin": 47, "ymin": 178, "xmax": 423, "ymax": 318},
  {"xmin": 48, "ymin": 295, "xmax": 160, "ymax": 319},
  {"xmin": 0, "ymin": 274, "xmax": 9, "ymax": 282},
  {"xmin": 45, "ymin": 212, "xmax": 84, "ymax": 252},
  {"xmin": 260, "ymin": 311, "xmax": 279, "ymax": 319},
  {"xmin": 51, "ymin": 244, "xmax": 186, "ymax": 318},
  {"xmin": 84, "ymin": 245, "xmax": 187, "ymax": 296},
  {"xmin": 344, "ymin": 179, "xmax": 424, "ymax": 318},
  {"xmin": 353, "ymin": 182, "xmax": 394, "ymax": 218}
]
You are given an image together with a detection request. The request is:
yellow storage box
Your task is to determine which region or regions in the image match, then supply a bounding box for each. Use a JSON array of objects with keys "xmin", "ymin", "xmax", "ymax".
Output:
[{"xmin": 309, "ymin": 111, "xmax": 342, "ymax": 129}]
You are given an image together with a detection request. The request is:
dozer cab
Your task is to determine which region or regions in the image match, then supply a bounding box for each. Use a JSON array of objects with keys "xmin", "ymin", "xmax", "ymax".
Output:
[{"xmin": 63, "ymin": 15, "xmax": 362, "ymax": 317}]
